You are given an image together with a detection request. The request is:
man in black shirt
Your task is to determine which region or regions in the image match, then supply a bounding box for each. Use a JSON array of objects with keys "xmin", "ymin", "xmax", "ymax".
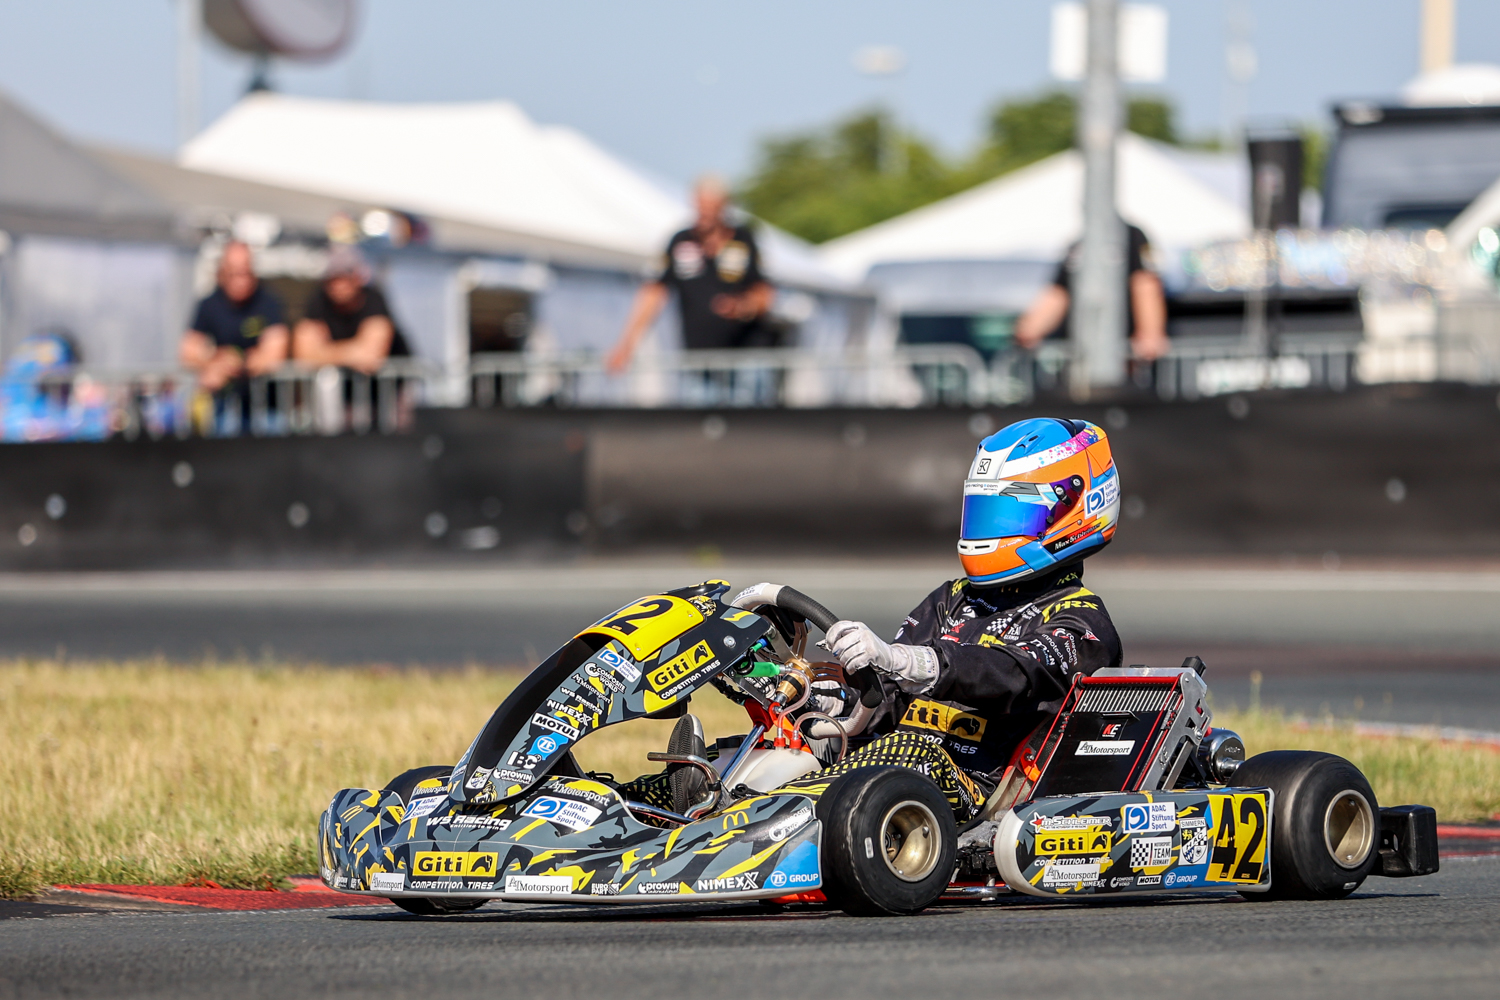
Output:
[
  {"xmin": 1015, "ymin": 223, "xmax": 1169, "ymax": 361},
  {"xmin": 294, "ymin": 245, "xmax": 408, "ymax": 373},
  {"xmin": 180, "ymin": 241, "xmax": 288, "ymax": 391},
  {"xmin": 606, "ymin": 176, "xmax": 773, "ymax": 373}
]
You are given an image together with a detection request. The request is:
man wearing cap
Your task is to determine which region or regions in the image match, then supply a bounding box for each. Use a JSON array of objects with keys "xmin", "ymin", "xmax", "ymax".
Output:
[{"xmin": 293, "ymin": 245, "xmax": 408, "ymax": 373}]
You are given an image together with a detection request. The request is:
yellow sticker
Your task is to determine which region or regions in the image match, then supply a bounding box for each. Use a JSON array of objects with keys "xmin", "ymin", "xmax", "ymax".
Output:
[
  {"xmin": 899, "ymin": 699, "xmax": 988, "ymax": 741},
  {"xmin": 1205, "ymin": 792, "xmax": 1269, "ymax": 883},
  {"xmin": 648, "ymin": 640, "xmax": 717, "ymax": 693},
  {"xmin": 411, "ymin": 851, "xmax": 498, "ymax": 877},
  {"xmin": 581, "ymin": 596, "xmax": 705, "ymax": 660},
  {"xmin": 1035, "ymin": 830, "xmax": 1113, "ymax": 856}
]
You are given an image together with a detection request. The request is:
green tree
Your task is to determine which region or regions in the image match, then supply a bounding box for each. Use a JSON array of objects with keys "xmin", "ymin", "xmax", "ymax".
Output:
[
  {"xmin": 739, "ymin": 92, "xmax": 1184, "ymax": 244},
  {"xmin": 737, "ymin": 108, "xmax": 960, "ymax": 245}
]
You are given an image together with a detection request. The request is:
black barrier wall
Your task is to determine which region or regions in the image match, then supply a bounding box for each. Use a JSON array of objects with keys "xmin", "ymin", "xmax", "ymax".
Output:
[{"xmin": 0, "ymin": 383, "xmax": 1494, "ymax": 569}]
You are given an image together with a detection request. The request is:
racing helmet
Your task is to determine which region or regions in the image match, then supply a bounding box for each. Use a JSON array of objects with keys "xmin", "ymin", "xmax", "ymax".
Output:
[{"xmin": 958, "ymin": 417, "xmax": 1120, "ymax": 586}]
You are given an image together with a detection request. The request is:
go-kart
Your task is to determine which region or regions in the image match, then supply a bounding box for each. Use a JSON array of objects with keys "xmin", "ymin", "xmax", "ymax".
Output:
[{"xmin": 318, "ymin": 580, "xmax": 1440, "ymax": 916}]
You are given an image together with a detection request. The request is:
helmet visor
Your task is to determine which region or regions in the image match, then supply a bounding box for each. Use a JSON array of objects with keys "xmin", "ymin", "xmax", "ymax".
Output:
[
  {"xmin": 960, "ymin": 492, "xmax": 1054, "ymax": 541},
  {"xmin": 961, "ymin": 478, "xmax": 1083, "ymax": 541}
]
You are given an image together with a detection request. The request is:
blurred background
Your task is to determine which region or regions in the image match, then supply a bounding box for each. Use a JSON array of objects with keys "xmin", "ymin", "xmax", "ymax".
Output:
[{"xmin": 0, "ymin": 0, "xmax": 1497, "ymax": 735}]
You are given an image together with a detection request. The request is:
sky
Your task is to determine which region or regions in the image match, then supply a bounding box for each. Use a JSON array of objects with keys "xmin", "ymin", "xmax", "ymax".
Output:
[{"xmin": 0, "ymin": 1, "xmax": 1497, "ymax": 185}]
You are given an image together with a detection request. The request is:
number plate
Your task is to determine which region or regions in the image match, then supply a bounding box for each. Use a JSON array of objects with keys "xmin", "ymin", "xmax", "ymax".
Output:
[{"xmin": 581, "ymin": 596, "xmax": 706, "ymax": 659}]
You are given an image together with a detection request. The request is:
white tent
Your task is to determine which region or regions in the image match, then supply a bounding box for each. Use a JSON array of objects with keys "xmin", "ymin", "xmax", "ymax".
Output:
[
  {"xmin": 180, "ymin": 93, "xmax": 854, "ymax": 294},
  {"xmin": 818, "ymin": 133, "xmax": 1250, "ymax": 314}
]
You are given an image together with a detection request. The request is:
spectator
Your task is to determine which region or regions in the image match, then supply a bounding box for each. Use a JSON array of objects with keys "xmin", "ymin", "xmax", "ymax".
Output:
[
  {"xmin": 180, "ymin": 241, "xmax": 289, "ymax": 391},
  {"xmin": 293, "ymin": 246, "xmax": 408, "ymax": 373},
  {"xmin": 606, "ymin": 175, "xmax": 774, "ymax": 374},
  {"xmin": 1015, "ymin": 223, "xmax": 1170, "ymax": 361}
]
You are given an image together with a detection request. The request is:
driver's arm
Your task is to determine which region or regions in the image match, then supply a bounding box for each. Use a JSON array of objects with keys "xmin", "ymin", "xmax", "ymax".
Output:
[
  {"xmin": 921, "ymin": 591, "xmax": 1121, "ymax": 711},
  {"xmin": 830, "ymin": 585, "xmax": 1121, "ymax": 713}
]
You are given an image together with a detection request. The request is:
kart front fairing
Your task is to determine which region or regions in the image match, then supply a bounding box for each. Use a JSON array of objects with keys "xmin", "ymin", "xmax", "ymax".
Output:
[
  {"xmin": 318, "ymin": 581, "xmax": 828, "ymax": 903},
  {"xmin": 449, "ymin": 580, "xmax": 771, "ymax": 806}
]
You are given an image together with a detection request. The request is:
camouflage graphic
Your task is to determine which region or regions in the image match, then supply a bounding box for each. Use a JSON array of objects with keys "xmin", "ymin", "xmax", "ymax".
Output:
[
  {"xmin": 449, "ymin": 592, "xmax": 770, "ymax": 806},
  {"xmin": 321, "ymin": 774, "xmax": 822, "ymax": 902},
  {"xmin": 994, "ymin": 788, "xmax": 1273, "ymax": 897}
]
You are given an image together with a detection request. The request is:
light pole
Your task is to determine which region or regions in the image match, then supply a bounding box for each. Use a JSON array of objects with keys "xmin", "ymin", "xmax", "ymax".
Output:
[
  {"xmin": 1070, "ymin": 0, "xmax": 1127, "ymax": 397},
  {"xmin": 176, "ymin": 0, "xmax": 202, "ymax": 148}
]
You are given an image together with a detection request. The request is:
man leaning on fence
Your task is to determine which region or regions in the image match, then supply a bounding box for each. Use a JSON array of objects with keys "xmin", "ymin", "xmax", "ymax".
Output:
[
  {"xmin": 606, "ymin": 175, "xmax": 775, "ymax": 375},
  {"xmin": 180, "ymin": 240, "xmax": 289, "ymax": 393},
  {"xmin": 293, "ymin": 245, "xmax": 409, "ymax": 374}
]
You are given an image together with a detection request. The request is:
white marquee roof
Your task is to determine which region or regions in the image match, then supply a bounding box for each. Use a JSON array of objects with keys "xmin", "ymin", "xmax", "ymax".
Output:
[
  {"xmin": 182, "ymin": 93, "xmax": 856, "ymax": 292},
  {"xmin": 818, "ymin": 133, "xmax": 1250, "ymax": 280}
]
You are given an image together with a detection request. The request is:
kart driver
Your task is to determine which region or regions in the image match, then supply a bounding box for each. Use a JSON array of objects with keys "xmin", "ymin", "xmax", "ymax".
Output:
[
  {"xmin": 620, "ymin": 417, "xmax": 1124, "ymax": 824},
  {"xmin": 763, "ymin": 416, "xmax": 1124, "ymax": 822}
]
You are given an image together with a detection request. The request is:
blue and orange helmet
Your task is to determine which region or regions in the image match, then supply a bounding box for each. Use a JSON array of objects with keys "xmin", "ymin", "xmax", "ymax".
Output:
[{"xmin": 958, "ymin": 417, "xmax": 1120, "ymax": 586}]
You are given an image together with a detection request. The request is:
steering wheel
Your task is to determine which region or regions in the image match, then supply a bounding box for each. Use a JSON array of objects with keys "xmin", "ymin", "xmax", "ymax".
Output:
[{"xmin": 728, "ymin": 583, "xmax": 885, "ymax": 748}]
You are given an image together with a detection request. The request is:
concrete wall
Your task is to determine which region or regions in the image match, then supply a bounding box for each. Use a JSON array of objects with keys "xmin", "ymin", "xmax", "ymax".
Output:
[{"xmin": 0, "ymin": 383, "xmax": 1494, "ymax": 569}]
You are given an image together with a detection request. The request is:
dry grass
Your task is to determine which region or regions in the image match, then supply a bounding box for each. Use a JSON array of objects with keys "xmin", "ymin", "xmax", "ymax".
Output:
[
  {"xmin": 1216, "ymin": 709, "xmax": 1500, "ymax": 824},
  {"xmin": 1, "ymin": 660, "xmax": 1494, "ymax": 899}
]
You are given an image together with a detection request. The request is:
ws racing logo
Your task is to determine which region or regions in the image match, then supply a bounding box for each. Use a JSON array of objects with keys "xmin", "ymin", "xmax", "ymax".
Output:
[{"xmin": 412, "ymin": 851, "xmax": 498, "ymax": 878}]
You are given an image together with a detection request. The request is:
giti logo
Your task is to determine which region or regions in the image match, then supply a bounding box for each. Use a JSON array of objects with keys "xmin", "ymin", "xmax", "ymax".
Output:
[
  {"xmin": 412, "ymin": 851, "xmax": 498, "ymax": 877},
  {"xmin": 1101, "ymin": 723, "xmax": 1124, "ymax": 738},
  {"xmin": 899, "ymin": 699, "xmax": 988, "ymax": 742},
  {"xmin": 648, "ymin": 640, "xmax": 716, "ymax": 692},
  {"xmin": 1036, "ymin": 830, "xmax": 1113, "ymax": 855}
]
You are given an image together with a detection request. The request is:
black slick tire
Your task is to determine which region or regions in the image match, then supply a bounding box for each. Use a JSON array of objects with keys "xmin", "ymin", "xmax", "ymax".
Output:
[
  {"xmin": 1233, "ymin": 750, "xmax": 1379, "ymax": 901},
  {"xmin": 816, "ymin": 766, "xmax": 957, "ymax": 917},
  {"xmin": 391, "ymin": 897, "xmax": 486, "ymax": 916}
]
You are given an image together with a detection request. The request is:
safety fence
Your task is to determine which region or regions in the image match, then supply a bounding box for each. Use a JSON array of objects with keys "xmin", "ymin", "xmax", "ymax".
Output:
[{"xmin": 0, "ymin": 332, "xmax": 1423, "ymax": 442}]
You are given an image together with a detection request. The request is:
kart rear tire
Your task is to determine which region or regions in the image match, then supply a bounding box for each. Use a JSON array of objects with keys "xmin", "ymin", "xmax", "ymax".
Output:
[
  {"xmin": 381, "ymin": 764, "xmax": 453, "ymax": 804},
  {"xmin": 390, "ymin": 897, "xmax": 487, "ymax": 916},
  {"xmin": 817, "ymin": 766, "xmax": 956, "ymax": 917},
  {"xmin": 1232, "ymin": 750, "xmax": 1379, "ymax": 901}
]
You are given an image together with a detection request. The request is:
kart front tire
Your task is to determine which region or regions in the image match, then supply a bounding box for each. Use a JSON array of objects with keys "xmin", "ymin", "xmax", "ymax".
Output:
[
  {"xmin": 390, "ymin": 897, "xmax": 486, "ymax": 916},
  {"xmin": 817, "ymin": 766, "xmax": 956, "ymax": 917},
  {"xmin": 1232, "ymin": 750, "xmax": 1379, "ymax": 901}
]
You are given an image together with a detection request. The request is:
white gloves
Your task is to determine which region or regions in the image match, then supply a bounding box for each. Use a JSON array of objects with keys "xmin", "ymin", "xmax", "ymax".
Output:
[
  {"xmin": 825, "ymin": 620, "xmax": 939, "ymax": 695},
  {"xmin": 807, "ymin": 678, "xmax": 850, "ymax": 717}
]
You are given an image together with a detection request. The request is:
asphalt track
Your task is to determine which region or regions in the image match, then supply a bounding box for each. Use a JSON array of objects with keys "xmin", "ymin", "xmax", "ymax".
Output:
[
  {"xmin": 2, "ymin": 558, "xmax": 1498, "ymax": 728},
  {"xmin": 0, "ymin": 858, "xmax": 1490, "ymax": 1000}
]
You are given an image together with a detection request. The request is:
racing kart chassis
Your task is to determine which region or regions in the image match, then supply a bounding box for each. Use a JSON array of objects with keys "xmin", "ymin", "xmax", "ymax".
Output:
[{"xmin": 319, "ymin": 581, "xmax": 1439, "ymax": 916}]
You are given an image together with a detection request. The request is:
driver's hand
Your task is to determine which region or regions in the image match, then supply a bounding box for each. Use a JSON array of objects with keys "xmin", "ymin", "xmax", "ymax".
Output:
[
  {"xmin": 826, "ymin": 620, "xmax": 940, "ymax": 695},
  {"xmin": 826, "ymin": 620, "xmax": 888, "ymax": 673},
  {"xmin": 807, "ymin": 677, "xmax": 850, "ymax": 717}
]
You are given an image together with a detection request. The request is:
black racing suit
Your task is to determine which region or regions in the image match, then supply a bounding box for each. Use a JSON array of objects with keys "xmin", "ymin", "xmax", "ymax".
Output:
[{"xmin": 794, "ymin": 566, "xmax": 1123, "ymax": 820}]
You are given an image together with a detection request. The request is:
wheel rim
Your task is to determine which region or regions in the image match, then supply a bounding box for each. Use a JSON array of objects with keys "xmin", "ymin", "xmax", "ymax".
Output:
[
  {"xmin": 879, "ymin": 800, "xmax": 942, "ymax": 882},
  {"xmin": 1323, "ymin": 789, "xmax": 1375, "ymax": 869}
]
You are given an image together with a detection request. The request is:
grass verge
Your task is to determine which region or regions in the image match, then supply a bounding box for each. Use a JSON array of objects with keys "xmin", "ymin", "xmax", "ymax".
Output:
[{"xmin": 2, "ymin": 661, "xmax": 1493, "ymax": 898}]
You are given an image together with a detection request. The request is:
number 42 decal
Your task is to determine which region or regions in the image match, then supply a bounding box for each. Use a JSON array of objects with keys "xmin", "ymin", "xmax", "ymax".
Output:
[{"xmin": 1206, "ymin": 792, "xmax": 1268, "ymax": 883}]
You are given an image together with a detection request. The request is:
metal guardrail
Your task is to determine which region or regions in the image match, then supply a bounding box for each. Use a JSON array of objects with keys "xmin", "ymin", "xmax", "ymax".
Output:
[
  {"xmin": 468, "ymin": 345, "xmax": 992, "ymax": 409},
  {"xmin": 1, "ymin": 333, "xmax": 1392, "ymax": 442},
  {"xmin": 24, "ymin": 359, "xmax": 439, "ymax": 442}
]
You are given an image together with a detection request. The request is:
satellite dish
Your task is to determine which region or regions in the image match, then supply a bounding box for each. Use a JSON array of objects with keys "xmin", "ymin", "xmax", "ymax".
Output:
[{"xmin": 204, "ymin": 0, "xmax": 358, "ymax": 60}]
